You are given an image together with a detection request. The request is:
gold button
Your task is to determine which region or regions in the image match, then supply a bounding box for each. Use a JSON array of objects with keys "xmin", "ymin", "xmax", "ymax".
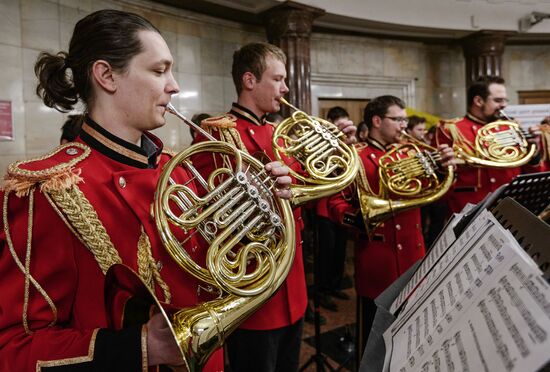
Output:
[
  {"xmin": 417, "ymin": 243, "xmax": 422, "ymax": 248},
  {"xmin": 397, "ymin": 243, "xmax": 403, "ymax": 250},
  {"xmin": 416, "ymin": 224, "xmax": 420, "ymax": 229},
  {"xmin": 66, "ymin": 148, "xmax": 78, "ymax": 155},
  {"xmin": 490, "ymin": 177, "xmax": 496, "ymax": 183},
  {"xmin": 396, "ymin": 224, "xmax": 401, "ymax": 230},
  {"xmin": 370, "ymin": 154, "xmax": 376, "ymax": 159},
  {"xmin": 250, "ymin": 129, "xmax": 255, "ymax": 135},
  {"xmin": 118, "ymin": 177, "xmax": 127, "ymax": 188}
]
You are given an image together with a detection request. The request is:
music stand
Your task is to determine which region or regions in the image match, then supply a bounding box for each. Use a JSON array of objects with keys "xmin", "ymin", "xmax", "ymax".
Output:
[{"xmin": 300, "ymin": 210, "xmax": 337, "ymax": 372}]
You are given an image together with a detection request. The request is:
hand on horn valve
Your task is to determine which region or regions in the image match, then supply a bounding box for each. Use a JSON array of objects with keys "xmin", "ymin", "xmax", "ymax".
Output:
[
  {"xmin": 334, "ymin": 118, "xmax": 357, "ymax": 145},
  {"xmin": 437, "ymin": 144, "xmax": 457, "ymax": 171},
  {"xmin": 146, "ymin": 312, "xmax": 184, "ymax": 367},
  {"xmin": 265, "ymin": 161, "xmax": 292, "ymax": 199}
]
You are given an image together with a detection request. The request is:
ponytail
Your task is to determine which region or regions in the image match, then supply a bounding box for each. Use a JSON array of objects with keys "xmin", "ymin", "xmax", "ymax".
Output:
[{"xmin": 35, "ymin": 51, "xmax": 78, "ymax": 113}]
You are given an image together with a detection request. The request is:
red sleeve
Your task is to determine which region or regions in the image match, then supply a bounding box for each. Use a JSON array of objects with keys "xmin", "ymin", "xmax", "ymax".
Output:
[
  {"xmin": 327, "ymin": 185, "xmax": 361, "ymax": 229},
  {"xmin": 432, "ymin": 122, "xmax": 453, "ymax": 148},
  {"xmin": 0, "ymin": 190, "xmax": 145, "ymax": 371}
]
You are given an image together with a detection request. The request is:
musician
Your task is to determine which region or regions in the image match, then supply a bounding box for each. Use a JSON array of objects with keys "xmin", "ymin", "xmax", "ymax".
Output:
[
  {"xmin": 193, "ymin": 42, "xmax": 356, "ymax": 372},
  {"xmin": 0, "ymin": 11, "xmax": 291, "ymax": 371},
  {"xmin": 434, "ymin": 76, "xmax": 542, "ymax": 213},
  {"xmin": 406, "ymin": 115, "xmax": 427, "ymax": 142},
  {"xmin": 328, "ymin": 95, "xmax": 455, "ymax": 359},
  {"xmin": 316, "ymin": 106, "xmax": 354, "ymax": 313}
]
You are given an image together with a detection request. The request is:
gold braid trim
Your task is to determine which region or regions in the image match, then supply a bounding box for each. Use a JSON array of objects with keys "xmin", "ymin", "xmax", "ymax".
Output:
[
  {"xmin": 3, "ymin": 190, "xmax": 58, "ymax": 332},
  {"xmin": 2, "ymin": 143, "xmax": 90, "ymax": 197},
  {"xmin": 137, "ymin": 226, "xmax": 171, "ymax": 303},
  {"xmin": 444, "ymin": 121, "xmax": 476, "ymax": 156},
  {"xmin": 48, "ymin": 186, "xmax": 122, "ymax": 275},
  {"xmin": 541, "ymin": 124, "xmax": 550, "ymax": 163},
  {"xmin": 48, "ymin": 186, "xmax": 171, "ymax": 302}
]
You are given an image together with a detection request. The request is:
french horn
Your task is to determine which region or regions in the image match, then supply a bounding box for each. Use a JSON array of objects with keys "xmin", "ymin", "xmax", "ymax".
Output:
[
  {"xmin": 273, "ymin": 98, "xmax": 360, "ymax": 205},
  {"xmin": 105, "ymin": 103, "xmax": 295, "ymax": 371},
  {"xmin": 445, "ymin": 110, "xmax": 536, "ymax": 168},
  {"xmin": 357, "ymin": 131, "xmax": 454, "ymax": 234}
]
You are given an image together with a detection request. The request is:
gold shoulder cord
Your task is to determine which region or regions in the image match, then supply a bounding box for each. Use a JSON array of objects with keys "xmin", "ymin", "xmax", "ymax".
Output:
[
  {"xmin": 48, "ymin": 186, "xmax": 171, "ymax": 303},
  {"xmin": 3, "ymin": 190, "xmax": 57, "ymax": 334},
  {"xmin": 445, "ymin": 122, "xmax": 475, "ymax": 156}
]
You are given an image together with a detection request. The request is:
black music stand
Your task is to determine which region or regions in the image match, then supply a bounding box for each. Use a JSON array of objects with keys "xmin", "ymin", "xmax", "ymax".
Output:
[
  {"xmin": 300, "ymin": 210, "xmax": 337, "ymax": 372},
  {"xmin": 358, "ymin": 195, "xmax": 550, "ymax": 372}
]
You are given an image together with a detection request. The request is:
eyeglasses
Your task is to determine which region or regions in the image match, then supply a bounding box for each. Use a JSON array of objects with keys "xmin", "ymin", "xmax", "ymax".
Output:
[
  {"xmin": 383, "ymin": 116, "xmax": 409, "ymax": 124},
  {"xmin": 490, "ymin": 97, "xmax": 509, "ymax": 104}
]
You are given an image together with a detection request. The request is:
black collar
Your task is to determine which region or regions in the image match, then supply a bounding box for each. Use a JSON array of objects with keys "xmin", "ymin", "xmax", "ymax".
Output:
[
  {"xmin": 465, "ymin": 112, "xmax": 486, "ymax": 125},
  {"xmin": 366, "ymin": 136, "xmax": 388, "ymax": 151},
  {"xmin": 230, "ymin": 102, "xmax": 266, "ymax": 126},
  {"xmin": 80, "ymin": 116, "xmax": 163, "ymax": 169}
]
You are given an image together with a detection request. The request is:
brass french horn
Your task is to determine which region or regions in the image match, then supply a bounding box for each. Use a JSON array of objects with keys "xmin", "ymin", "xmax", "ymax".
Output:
[
  {"xmin": 445, "ymin": 111, "xmax": 536, "ymax": 168},
  {"xmin": 106, "ymin": 103, "xmax": 295, "ymax": 371},
  {"xmin": 273, "ymin": 98, "xmax": 360, "ymax": 206},
  {"xmin": 357, "ymin": 131, "xmax": 454, "ymax": 234}
]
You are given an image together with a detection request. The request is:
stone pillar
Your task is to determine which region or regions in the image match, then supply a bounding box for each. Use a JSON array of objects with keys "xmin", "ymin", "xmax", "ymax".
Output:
[
  {"xmin": 262, "ymin": 1, "xmax": 324, "ymax": 115},
  {"xmin": 461, "ymin": 31, "xmax": 510, "ymax": 87}
]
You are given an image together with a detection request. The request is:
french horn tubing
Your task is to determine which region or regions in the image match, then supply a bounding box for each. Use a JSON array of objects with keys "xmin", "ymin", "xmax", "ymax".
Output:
[
  {"xmin": 448, "ymin": 110, "xmax": 536, "ymax": 168},
  {"xmin": 357, "ymin": 131, "xmax": 454, "ymax": 234},
  {"xmin": 273, "ymin": 98, "xmax": 360, "ymax": 205},
  {"xmin": 105, "ymin": 103, "xmax": 295, "ymax": 371}
]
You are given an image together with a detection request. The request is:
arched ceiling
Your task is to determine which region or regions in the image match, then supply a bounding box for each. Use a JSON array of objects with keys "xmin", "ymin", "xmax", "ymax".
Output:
[{"xmin": 156, "ymin": 0, "xmax": 550, "ymax": 43}]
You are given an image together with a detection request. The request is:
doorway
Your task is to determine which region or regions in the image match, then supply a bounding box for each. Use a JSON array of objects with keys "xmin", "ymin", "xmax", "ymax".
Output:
[{"xmin": 318, "ymin": 98, "xmax": 370, "ymax": 124}]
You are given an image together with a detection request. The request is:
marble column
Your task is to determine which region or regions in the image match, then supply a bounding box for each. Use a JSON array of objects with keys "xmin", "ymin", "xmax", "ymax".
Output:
[
  {"xmin": 262, "ymin": 1, "xmax": 324, "ymax": 115},
  {"xmin": 461, "ymin": 31, "xmax": 510, "ymax": 87}
]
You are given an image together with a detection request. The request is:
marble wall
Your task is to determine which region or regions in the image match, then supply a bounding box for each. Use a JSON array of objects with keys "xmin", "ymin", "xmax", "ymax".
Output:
[
  {"xmin": 0, "ymin": 0, "xmax": 548, "ymax": 175},
  {"xmin": 0, "ymin": 0, "xmax": 264, "ymax": 174},
  {"xmin": 503, "ymin": 45, "xmax": 550, "ymax": 102},
  {"xmin": 310, "ymin": 33, "xmax": 466, "ymax": 120}
]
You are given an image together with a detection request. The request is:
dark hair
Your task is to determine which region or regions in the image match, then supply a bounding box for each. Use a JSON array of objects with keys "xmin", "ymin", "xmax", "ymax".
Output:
[
  {"xmin": 60, "ymin": 114, "xmax": 84, "ymax": 143},
  {"xmin": 467, "ymin": 76, "xmax": 505, "ymax": 108},
  {"xmin": 232, "ymin": 42, "xmax": 286, "ymax": 95},
  {"xmin": 363, "ymin": 95, "xmax": 405, "ymax": 129},
  {"xmin": 326, "ymin": 106, "xmax": 349, "ymax": 122},
  {"xmin": 35, "ymin": 9, "xmax": 159, "ymax": 113},
  {"xmin": 190, "ymin": 113, "xmax": 212, "ymax": 139},
  {"xmin": 407, "ymin": 115, "xmax": 426, "ymax": 131}
]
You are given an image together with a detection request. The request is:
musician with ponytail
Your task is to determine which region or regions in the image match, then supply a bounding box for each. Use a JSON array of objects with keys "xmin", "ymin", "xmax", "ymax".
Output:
[{"xmin": 0, "ymin": 9, "xmax": 291, "ymax": 371}]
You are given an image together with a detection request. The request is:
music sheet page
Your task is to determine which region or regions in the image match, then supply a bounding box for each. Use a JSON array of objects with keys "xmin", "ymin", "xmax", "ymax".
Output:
[
  {"xmin": 391, "ymin": 210, "xmax": 495, "ymax": 319},
  {"xmin": 383, "ymin": 235, "xmax": 550, "ymax": 372}
]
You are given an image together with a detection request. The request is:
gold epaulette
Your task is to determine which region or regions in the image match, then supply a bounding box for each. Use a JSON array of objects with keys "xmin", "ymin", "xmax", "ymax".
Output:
[
  {"xmin": 2, "ymin": 142, "xmax": 91, "ymax": 197},
  {"xmin": 200, "ymin": 114, "xmax": 237, "ymax": 130},
  {"xmin": 353, "ymin": 142, "xmax": 369, "ymax": 153},
  {"xmin": 161, "ymin": 147, "xmax": 178, "ymax": 158}
]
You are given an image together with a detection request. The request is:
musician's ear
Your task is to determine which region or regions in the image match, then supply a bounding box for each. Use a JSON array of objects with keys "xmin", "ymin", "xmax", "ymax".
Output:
[
  {"xmin": 473, "ymin": 95, "xmax": 484, "ymax": 108},
  {"xmin": 371, "ymin": 115, "xmax": 382, "ymax": 129}
]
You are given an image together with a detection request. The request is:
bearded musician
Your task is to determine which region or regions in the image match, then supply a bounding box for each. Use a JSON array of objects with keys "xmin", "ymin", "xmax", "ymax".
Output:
[
  {"xmin": 434, "ymin": 76, "xmax": 543, "ymax": 214},
  {"xmin": 328, "ymin": 95, "xmax": 455, "ymax": 360}
]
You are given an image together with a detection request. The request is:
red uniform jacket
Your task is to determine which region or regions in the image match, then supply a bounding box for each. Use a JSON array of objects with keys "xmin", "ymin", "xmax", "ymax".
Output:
[
  {"xmin": 0, "ymin": 119, "xmax": 223, "ymax": 371},
  {"xmin": 434, "ymin": 114, "xmax": 524, "ymax": 214},
  {"xmin": 328, "ymin": 139, "xmax": 425, "ymax": 299},
  {"xmin": 192, "ymin": 103, "xmax": 307, "ymax": 331}
]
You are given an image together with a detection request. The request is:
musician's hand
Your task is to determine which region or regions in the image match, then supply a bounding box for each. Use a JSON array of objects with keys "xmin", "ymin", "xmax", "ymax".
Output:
[
  {"xmin": 146, "ymin": 312, "xmax": 184, "ymax": 366},
  {"xmin": 527, "ymin": 124, "xmax": 542, "ymax": 149},
  {"xmin": 265, "ymin": 161, "xmax": 292, "ymax": 199},
  {"xmin": 437, "ymin": 144, "xmax": 456, "ymax": 170},
  {"xmin": 334, "ymin": 118, "xmax": 357, "ymax": 145}
]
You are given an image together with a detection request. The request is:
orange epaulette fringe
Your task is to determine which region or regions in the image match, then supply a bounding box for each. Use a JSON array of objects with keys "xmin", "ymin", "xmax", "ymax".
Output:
[{"xmin": 2, "ymin": 142, "xmax": 91, "ymax": 197}]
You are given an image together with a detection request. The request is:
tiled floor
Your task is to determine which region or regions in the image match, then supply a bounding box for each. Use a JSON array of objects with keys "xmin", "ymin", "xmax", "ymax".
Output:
[{"xmin": 299, "ymin": 288, "xmax": 357, "ymax": 371}]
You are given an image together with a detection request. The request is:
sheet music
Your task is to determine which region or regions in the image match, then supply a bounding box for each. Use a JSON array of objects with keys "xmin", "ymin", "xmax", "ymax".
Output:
[
  {"xmin": 382, "ymin": 240, "xmax": 550, "ymax": 372},
  {"xmin": 390, "ymin": 210, "xmax": 495, "ymax": 317},
  {"xmin": 384, "ymin": 219, "xmax": 517, "ymax": 366}
]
